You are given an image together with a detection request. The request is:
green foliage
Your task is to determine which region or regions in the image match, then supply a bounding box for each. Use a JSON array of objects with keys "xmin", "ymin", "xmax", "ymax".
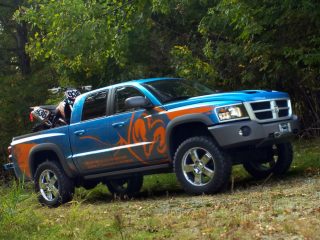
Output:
[
  {"xmin": 18, "ymin": 0, "xmax": 135, "ymax": 82},
  {"xmin": 0, "ymin": 180, "xmax": 40, "ymax": 240},
  {"xmin": 0, "ymin": 0, "xmax": 27, "ymax": 75},
  {"xmin": 198, "ymin": 0, "xmax": 320, "ymax": 88},
  {"xmin": 0, "ymin": 69, "xmax": 55, "ymax": 171},
  {"xmin": 171, "ymin": 45, "xmax": 218, "ymax": 88},
  {"xmin": 197, "ymin": 0, "xmax": 320, "ymax": 131},
  {"xmin": 16, "ymin": 0, "xmax": 218, "ymax": 86}
]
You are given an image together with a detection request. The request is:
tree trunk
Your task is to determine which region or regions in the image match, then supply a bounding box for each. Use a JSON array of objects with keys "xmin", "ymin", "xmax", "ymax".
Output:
[{"xmin": 15, "ymin": 21, "xmax": 31, "ymax": 75}]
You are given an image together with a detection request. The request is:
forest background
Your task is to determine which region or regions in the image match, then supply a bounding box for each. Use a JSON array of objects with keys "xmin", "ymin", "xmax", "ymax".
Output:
[{"xmin": 1, "ymin": 0, "xmax": 320, "ymax": 174}]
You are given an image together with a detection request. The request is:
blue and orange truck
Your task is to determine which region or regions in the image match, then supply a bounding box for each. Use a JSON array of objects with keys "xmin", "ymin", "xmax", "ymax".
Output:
[{"xmin": 4, "ymin": 78, "xmax": 299, "ymax": 206}]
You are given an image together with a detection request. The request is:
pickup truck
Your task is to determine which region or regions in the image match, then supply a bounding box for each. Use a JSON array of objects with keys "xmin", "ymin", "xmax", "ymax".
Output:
[{"xmin": 4, "ymin": 78, "xmax": 299, "ymax": 206}]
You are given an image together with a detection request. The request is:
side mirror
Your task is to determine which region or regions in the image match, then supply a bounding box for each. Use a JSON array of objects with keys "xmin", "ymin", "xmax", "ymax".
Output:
[{"xmin": 125, "ymin": 96, "xmax": 153, "ymax": 109}]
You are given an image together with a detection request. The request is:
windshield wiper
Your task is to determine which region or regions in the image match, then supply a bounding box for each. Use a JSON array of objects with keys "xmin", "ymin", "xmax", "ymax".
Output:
[{"xmin": 164, "ymin": 96, "xmax": 191, "ymax": 103}]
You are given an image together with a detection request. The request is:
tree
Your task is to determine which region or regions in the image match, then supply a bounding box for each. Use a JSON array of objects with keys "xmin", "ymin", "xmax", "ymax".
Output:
[
  {"xmin": 0, "ymin": 1, "xmax": 56, "ymax": 177},
  {"xmin": 18, "ymin": 0, "xmax": 143, "ymax": 86},
  {"xmin": 0, "ymin": 0, "xmax": 31, "ymax": 76},
  {"xmin": 172, "ymin": 0, "xmax": 320, "ymax": 135},
  {"xmin": 18, "ymin": 0, "xmax": 217, "ymax": 86}
]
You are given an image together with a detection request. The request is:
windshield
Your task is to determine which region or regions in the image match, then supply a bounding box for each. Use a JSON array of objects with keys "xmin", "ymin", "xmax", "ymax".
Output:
[{"xmin": 142, "ymin": 79, "xmax": 215, "ymax": 104}]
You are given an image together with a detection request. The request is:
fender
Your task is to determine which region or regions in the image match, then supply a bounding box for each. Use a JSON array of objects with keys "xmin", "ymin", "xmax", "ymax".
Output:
[
  {"xmin": 165, "ymin": 113, "xmax": 213, "ymax": 160},
  {"xmin": 29, "ymin": 143, "xmax": 78, "ymax": 179}
]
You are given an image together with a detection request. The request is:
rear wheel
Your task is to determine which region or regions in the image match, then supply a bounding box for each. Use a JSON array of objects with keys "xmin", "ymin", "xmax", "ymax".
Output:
[
  {"xmin": 34, "ymin": 161, "xmax": 74, "ymax": 207},
  {"xmin": 174, "ymin": 136, "xmax": 231, "ymax": 195},
  {"xmin": 243, "ymin": 142, "xmax": 293, "ymax": 179},
  {"xmin": 105, "ymin": 175, "xmax": 143, "ymax": 199}
]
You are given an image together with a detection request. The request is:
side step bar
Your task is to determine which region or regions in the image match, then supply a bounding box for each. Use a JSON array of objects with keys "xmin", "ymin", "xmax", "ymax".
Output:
[{"xmin": 84, "ymin": 163, "xmax": 171, "ymax": 180}]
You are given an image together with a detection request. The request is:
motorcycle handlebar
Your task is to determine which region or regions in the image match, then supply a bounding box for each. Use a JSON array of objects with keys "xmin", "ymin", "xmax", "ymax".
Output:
[
  {"xmin": 48, "ymin": 85, "xmax": 92, "ymax": 94},
  {"xmin": 48, "ymin": 87, "xmax": 61, "ymax": 94},
  {"xmin": 81, "ymin": 85, "xmax": 92, "ymax": 91}
]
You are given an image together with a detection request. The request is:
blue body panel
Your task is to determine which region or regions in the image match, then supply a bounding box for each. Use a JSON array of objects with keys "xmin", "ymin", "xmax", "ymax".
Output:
[
  {"xmin": 9, "ymin": 77, "xmax": 293, "ymax": 180},
  {"xmin": 10, "ymin": 125, "xmax": 75, "ymax": 179}
]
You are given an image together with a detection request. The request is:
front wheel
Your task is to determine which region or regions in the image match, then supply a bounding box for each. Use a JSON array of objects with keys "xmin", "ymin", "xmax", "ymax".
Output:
[
  {"xmin": 174, "ymin": 136, "xmax": 232, "ymax": 195},
  {"xmin": 105, "ymin": 175, "xmax": 143, "ymax": 199},
  {"xmin": 243, "ymin": 142, "xmax": 293, "ymax": 179},
  {"xmin": 34, "ymin": 161, "xmax": 74, "ymax": 207}
]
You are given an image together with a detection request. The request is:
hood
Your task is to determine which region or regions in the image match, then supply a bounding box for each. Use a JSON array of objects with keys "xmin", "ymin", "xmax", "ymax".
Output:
[{"xmin": 163, "ymin": 90, "xmax": 289, "ymax": 110}]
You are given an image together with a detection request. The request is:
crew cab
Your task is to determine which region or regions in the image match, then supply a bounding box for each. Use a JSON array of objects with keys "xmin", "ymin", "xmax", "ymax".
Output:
[{"xmin": 4, "ymin": 78, "xmax": 299, "ymax": 206}]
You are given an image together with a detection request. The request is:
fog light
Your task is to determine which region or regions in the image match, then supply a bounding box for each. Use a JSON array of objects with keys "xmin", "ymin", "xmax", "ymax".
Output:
[{"xmin": 238, "ymin": 126, "xmax": 251, "ymax": 136}]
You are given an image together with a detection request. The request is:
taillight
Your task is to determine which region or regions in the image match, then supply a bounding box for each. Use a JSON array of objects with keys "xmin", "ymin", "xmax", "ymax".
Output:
[
  {"xmin": 8, "ymin": 146, "xmax": 11, "ymax": 155},
  {"xmin": 29, "ymin": 112, "xmax": 34, "ymax": 122}
]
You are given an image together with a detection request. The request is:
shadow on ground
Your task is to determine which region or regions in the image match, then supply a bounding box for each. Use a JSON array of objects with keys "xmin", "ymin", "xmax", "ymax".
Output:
[{"xmin": 78, "ymin": 169, "xmax": 317, "ymax": 204}]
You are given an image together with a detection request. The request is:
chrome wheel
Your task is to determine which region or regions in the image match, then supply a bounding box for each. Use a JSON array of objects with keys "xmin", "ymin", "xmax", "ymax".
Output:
[
  {"xmin": 39, "ymin": 170, "xmax": 59, "ymax": 202},
  {"xmin": 182, "ymin": 147, "xmax": 215, "ymax": 186}
]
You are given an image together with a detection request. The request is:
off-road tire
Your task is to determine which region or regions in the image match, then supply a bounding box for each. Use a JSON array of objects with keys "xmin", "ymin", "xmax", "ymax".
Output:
[
  {"xmin": 243, "ymin": 142, "xmax": 293, "ymax": 179},
  {"xmin": 105, "ymin": 175, "xmax": 143, "ymax": 199},
  {"xmin": 34, "ymin": 161, "xmax": 74, "ymax": 207},
  {"xmin": 174, "ymin": 136, "xmax": 232, "ymax": 195}
]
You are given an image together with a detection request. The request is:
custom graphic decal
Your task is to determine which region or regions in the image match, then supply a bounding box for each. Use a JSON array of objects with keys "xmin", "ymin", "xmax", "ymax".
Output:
[
  {"xmin": 116, "ymin": 111, "xmax": 167, "ymax": 164},
  {"xmin": 83, "ymin": 155, "xmax": 132, "ymax": 170},
  {"xmin": 114, "ymin": 105, "xmax": 214, "ymax": 164},
  {"xmin": 13, "ymin": 143, "xmax": 37, "ymax": 178},
  {"xmin": 77, "ymin": 105, "xmax": 214, "ymax": 167},
  {"xmin": 80, "ymin": 135, "xmax": 110, "ymax": 147},
  {"xmin": 165, "ymin": 106, "xmax": 213, "ymax": 120}
]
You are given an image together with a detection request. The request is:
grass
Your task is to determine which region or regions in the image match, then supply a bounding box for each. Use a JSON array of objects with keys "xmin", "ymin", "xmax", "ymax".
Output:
[{"xmin": 1, "ymin": 139, "xmax": 320, "ymax": 240}]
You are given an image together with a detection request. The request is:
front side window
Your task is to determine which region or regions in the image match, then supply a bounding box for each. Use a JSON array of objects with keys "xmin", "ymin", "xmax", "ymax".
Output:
[
  {"xmin": 114, "ymin": 86, "xmax": 144, "ymax": 114},
  {"xmin": 142, "ymin": 79, "xmax": 215, "ymax": 104},
  {"xmin": 82, "ymin": 90, "xmax": 108, "ymax": 121}
]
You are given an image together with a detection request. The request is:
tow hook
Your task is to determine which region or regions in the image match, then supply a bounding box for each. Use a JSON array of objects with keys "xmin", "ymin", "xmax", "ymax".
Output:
[
  {"xmin": 274, "ymin": 132, "xmax": 281, "ymax": 138},
  {"xmin": 3, "ymin": 163, "xmax": 14, "ymax": 171}
]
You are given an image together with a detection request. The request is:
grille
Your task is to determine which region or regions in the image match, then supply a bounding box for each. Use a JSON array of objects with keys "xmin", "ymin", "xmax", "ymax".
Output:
[{"xmin": 245, "ymin": 99, "xmax": 291, "ymax": 122}]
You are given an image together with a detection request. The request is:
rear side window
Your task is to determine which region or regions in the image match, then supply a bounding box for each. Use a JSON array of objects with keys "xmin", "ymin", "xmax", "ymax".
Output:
[{"xmin": 82, "ymin": 90, "xmax": 108, "ymax": 121}]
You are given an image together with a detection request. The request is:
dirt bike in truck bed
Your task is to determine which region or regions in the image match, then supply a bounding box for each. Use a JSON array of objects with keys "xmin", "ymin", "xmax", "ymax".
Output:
[{"xmin": 3, "ymin": 78, "xmax": 299, "ymax": 207}]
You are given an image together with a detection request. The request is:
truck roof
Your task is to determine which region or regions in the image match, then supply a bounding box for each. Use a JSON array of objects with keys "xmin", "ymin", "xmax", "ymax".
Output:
[
  {"xmin": 78, "ymin": 77, "xmax": 180, "ymax": 100},
  {"xmin": 128, "ymin": 77, "xmax": 180, "ymax": 84}
]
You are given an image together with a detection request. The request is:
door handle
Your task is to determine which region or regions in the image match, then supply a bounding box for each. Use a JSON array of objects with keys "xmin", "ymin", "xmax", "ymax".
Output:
[
  {"xmin": 112, "ymin": 122, "xmax": 125, "ymax": 128},
  {"xmin": 74, "ymin": 130, "xmax": 86, "ymax": 136}
]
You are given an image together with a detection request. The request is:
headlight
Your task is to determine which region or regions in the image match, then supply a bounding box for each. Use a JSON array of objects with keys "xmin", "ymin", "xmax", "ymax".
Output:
[{"xmin": 216, "ymin": 104, "xmax": 248, "ymax": 121}]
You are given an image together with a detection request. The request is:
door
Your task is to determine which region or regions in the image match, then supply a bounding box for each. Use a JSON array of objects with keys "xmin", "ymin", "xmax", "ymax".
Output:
[
  {"xmin": 105, "ymin": 86, "xmax": 168, "ymax": 168},
  {"xmin": 70, "ymin": 89, "xmax": 113, "ymax": 173}
]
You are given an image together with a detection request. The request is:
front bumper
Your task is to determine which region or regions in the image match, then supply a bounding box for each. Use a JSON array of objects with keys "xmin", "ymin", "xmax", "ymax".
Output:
[{"xmin": 208, "ymin": 115, "xmax": 299, "ymax": 148}]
